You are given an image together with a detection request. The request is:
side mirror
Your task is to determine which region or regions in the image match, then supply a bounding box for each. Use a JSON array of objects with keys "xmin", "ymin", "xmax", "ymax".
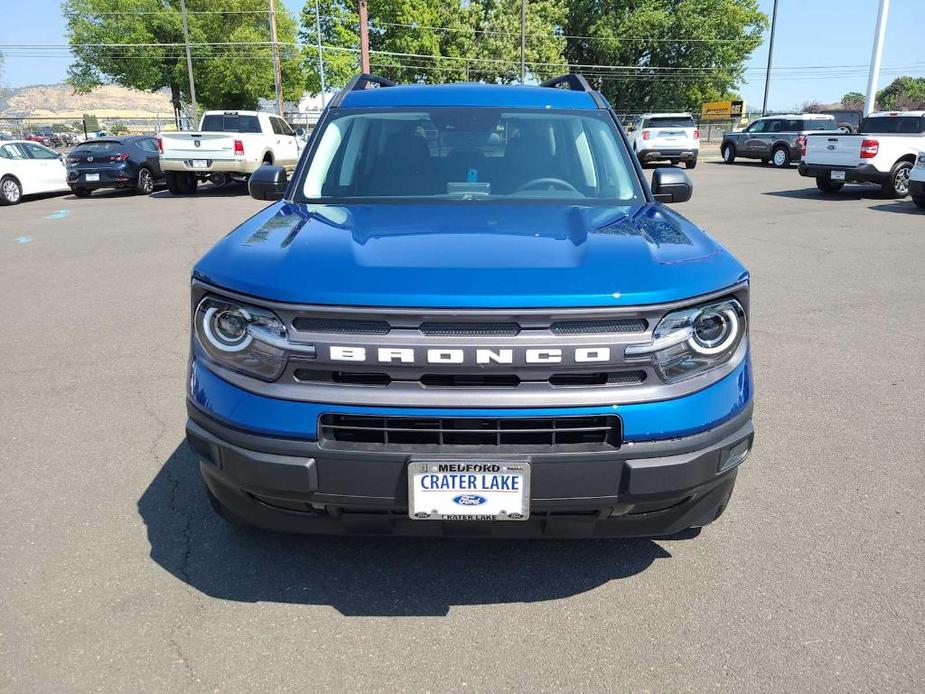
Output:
[
  {"xmin": 249, "ymin": 164, "xmax": 288, "ymax": 201},
  {"xmin": 651, "ymin": 168, "xmax": 693, "ymax": 204}
]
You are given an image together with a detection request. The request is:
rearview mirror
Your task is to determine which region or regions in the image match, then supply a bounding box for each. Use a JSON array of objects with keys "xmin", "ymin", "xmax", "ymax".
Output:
[
  {"xmin": 249, "ymin": 165, "xmax": 288, "ymax": 201},
  {"xmin": 651, "ymin": 168, "xmax": 693, "ymax": 204}
]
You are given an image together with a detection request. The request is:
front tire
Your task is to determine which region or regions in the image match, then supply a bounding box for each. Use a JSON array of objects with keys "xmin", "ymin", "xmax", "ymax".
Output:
[
  {"xmin": 816, "ymin": 176, "xmax": 844, "ymax": 194},
  {"xmin": 770, "ymin": 146, "xmax": 791, "ymax": 168},
  {"xmin": 882, "ymin": 161, "xmax": 912, "ymax": 198},
  {"xmin": 0, "ymin": 176, "xmax": 22, "ymax": 205},
  {"xmin": 721, "ymin": 144, "xmax": 736, "ymax": 164},
  {"xmin": 913, "ymin": 195, "xmax": 925, "ymax": 209},
  {"xmin": 206, "ymin": 488, "xmax": 253, "ymax": 528}
]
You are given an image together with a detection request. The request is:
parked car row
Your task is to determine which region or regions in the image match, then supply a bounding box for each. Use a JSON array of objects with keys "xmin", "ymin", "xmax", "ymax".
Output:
[
  {"xmin": 0, "ymin": 110, "xmax": 307, "ymax": 205},
  {"xmin": 716, "ymin": 109, "xmax": 925, "ymax": 207}
]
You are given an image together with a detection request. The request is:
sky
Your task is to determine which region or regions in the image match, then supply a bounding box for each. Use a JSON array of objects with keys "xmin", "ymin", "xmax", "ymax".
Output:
[{"xmin": 1, "ymin": 0, "xmax": 923, "ymax": 111}]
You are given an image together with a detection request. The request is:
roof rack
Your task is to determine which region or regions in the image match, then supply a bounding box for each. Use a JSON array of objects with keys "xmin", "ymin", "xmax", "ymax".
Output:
[
  {"xmin": 329, "ymin": 73, "xmax": 397, "ymax": 108},
  {"xmin": 539, "ymin": 73, "xmax": 608, "ymax": 109}
]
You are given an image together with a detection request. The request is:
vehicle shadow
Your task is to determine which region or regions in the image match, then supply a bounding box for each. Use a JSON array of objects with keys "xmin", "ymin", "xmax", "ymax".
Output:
[
  {"xmin": 149, "ymin": 182, "xmax": 248, "ymax": 199},
  {"xmin": 138, "ymin": 441, "xmax": 672, "ymax": 616},
  {"xmin": 868, "ymin": 201, "xmax": 925, "ymax": 215},
  {"xmin": 763, "ymin": 186, "xmax": 889, "ymax": 201}
]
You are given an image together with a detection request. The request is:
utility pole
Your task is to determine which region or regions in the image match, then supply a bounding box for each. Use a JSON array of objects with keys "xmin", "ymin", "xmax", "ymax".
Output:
[
  {"xmin": 179, "ymin": 0, "xmax": 198, "ymax": 128},
  {"xmin": 865, "ymin": 0, "xmax": 890, "ymax": 116},
  {"xmin": 358, "ymin": 0, "xmax": 370, "ymax": 74},
  {"xmin": 315, "ymin": 0, "xmax": 327, "ymax": 107},
  {"xmin": 519, "ymin": 0, "xmax": 526, "ymax": 84},
  {"xmin": 761, "ymin": 0, "xmax": 779, "ymax": 116},
  {"xmin": 269, "ymin": 0, "xmax": 284, "ymax": 116}
]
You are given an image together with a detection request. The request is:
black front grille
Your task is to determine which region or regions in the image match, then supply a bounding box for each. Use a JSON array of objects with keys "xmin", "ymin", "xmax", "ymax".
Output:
[
  {"xmin": 319, "ymin": 414, "xmax": 621, "ymax": 449},
  {"xmin": 291, "ymin": 317, "xmax": 391, "ymax": 334},
  {"xmin": 550, "ymin": 318, "xmax": 648, "ymax": 335},
  {"xmin": 419, "ymin": 321, "xmax": 521, "ymax": 336}
]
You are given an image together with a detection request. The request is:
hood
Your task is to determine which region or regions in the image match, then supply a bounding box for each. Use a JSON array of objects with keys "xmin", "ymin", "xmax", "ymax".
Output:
[{"xmin": 193, "ymin": 202, "xmax": 748, "ymax": 308}]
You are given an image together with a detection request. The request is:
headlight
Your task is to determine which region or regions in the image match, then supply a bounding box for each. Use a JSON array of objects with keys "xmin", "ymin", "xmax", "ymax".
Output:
[
  {"xmin": 194, "ymin": 296, "xmax": 290, "ymax": 381},
  {"xmin": 625, "ymin": 298, "xmax": 746, "ymax": 383}
]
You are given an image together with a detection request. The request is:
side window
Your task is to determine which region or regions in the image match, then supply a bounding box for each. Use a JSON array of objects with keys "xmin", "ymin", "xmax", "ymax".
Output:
[
  {"xmin": 745, "ymin": 120, "xmax": 766, "ymax": 133},
  {"xmin": 269, "ymin": 118, "xmax": 284, "ymax": 136},
  {"xmin": 766, "ymin": 120, "xmax": 783, "ymax": 133},
  {"xmin": 136, "ymin": 138, "xmax": 156, "ymax": 153},
  {"xmin": 0, "ymin": 144, "xmax": 27, "ymax": 159},
  {"xmin": 22, "ymin": 142, "xmax": 58, "ymax": 159},
  {"xmin": 277, "ymin": 119, "xmax": 294, "ymax": 137}
]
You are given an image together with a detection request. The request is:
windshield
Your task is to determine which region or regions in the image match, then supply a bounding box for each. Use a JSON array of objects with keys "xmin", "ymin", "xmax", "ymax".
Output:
[
  {"xmin": 860, "ymin": 116, "xmax": 925, "ymax": 134},
  {"xmin": 299, "ymin": 108, "xmax": 643, "ymax": 203},
  {"xmin": 644, "ymin": 116, "xmax": 694, "ymax": 128},
  {"xmin": 201, "ymin": 114, "xmax": 261, "ymax": 133}
]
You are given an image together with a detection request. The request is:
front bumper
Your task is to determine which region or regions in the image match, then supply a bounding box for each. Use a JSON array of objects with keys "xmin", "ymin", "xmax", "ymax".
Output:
[
  {"xmin": 637, "ymin": 148, "xmax": 698, "ymax": 163},
  {"xmin": 186, "ymin": 396, "xmax": 753, "ymax": 538},
  {"xmin": 798, "ymin": 162, "xmax": 888, "ymax": 184}
]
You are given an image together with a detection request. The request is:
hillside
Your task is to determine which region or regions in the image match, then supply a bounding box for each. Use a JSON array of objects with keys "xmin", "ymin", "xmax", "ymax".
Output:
[{"xmin": 1, "ymin": 83, "xmax": 174, "ymax": 119}]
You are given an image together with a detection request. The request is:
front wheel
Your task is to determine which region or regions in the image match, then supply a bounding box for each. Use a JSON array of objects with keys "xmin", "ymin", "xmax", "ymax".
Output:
[
  {"xmin": 0, "ymin": 176, "xmax": 22, "ymax": 205},
  {"xmin": 883, "ymin": 161, "xmax": 912, "ymax": 198},
  {"xmin": 912, "ymin": 195, "xmax": 925, "ymax": 209},
  {"xmin": 721, "ymin": 144, "xmax": 736, "ymax": 164},
  {"xmin": 816, "ymin": 176, "xmax": 844, "ymax": 194},
  {"xmin": 770, "ymin": 146, "xmax": 791, "ymax": 168}
]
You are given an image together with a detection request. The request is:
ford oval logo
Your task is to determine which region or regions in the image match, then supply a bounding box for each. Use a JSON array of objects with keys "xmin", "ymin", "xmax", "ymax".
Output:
[{"xmin": 453, "ymin": 494, "xmax": 487, "ymax": 506}]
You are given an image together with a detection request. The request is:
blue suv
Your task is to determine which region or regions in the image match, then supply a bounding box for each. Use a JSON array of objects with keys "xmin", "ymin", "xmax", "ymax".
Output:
[{"xmin": 186, "ymin": 74, "xmax": 754, "ymax": 537}]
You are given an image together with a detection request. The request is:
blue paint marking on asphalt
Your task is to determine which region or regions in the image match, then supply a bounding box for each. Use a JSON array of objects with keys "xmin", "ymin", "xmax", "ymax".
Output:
[
  {"xmin": 14, "ymin": 236, "xmax": 33, "ymax": 244},
  {"xmin": 45, "ymin": 209, "xmax": 70, "ymax": 220}
]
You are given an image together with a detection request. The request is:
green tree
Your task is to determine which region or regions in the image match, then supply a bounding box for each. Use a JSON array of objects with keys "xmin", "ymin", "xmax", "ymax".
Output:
[
  {"xmin": 841, "ymin": 91, "xmax": 865, "ymax": 109},
  {"xmin": 63, "ymin": 0, "xmax": 303, "ymax": 116},
  {"xmin": 299, "ymin": 0, "xmax": 566, "ymax": 92},
  {"xmin": 876, "ymin": 76, "xmax": 925, "ymax": 110},
  {"xmin": 563, "ymin": 0, "xmax": 767, "ymax": 113}
]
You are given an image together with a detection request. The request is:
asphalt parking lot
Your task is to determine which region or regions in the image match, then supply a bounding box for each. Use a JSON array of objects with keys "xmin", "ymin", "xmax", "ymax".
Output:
[{"xmin": 2, "ymin": 160, "xmax": 923, "ymax": 692}]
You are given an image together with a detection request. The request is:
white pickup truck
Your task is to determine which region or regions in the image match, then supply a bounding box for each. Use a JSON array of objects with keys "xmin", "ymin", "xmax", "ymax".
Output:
[
  {"xmin": 799, "ymin": 111, "xmax": 925, "ymax": 197},
  {"xmin": 158, "ymin": 110, "xmax": 302, "ymax": 194}
]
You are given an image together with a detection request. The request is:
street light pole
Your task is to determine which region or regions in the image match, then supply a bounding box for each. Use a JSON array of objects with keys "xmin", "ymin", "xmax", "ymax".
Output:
[
  {"xmin": 315, "ymin": 0, "xmax": 327, "ymax": 107},
  {"xmin": 358, "ymin": 0, "xmax": 370, "ymax": 74},
  {"xmin": 865, "ymin": 0, "xmax": 890, "ymax": 116},
  {"xmin": 520, "ymin": 0, "xmax": 526, "ymax": 84},
  {"xmin": 269, "ymin": 0, "xmax": 285, "ymax": 116},
  {"xmin": 178, "ymin": 0, "xmax": 198, "ymax": 128},
  {"xmin": 761, "ymin": 0, "xmax": 779, "ymax": 116}
]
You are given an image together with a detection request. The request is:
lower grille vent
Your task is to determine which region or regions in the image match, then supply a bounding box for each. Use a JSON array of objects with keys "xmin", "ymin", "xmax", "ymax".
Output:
[{"xmin": 319, "ymin": 414, "xmax": 622, "ymax": 449}]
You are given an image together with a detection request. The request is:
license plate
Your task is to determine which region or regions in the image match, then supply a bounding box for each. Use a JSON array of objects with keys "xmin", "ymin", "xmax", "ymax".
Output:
[
  {"xmin": 831, "ymin": 170, "xmax": 846, "ymax": 180},
  {"xmin": 408, "ymin": 460, "xmax": 530, "ymax": 521},
  {"xmin": 192, "ymin": 159, "xmax": 209, "ymax": 169},
  {"xmin": 84, "ymin": 173, "xmax": 99, "ymax": 182}
]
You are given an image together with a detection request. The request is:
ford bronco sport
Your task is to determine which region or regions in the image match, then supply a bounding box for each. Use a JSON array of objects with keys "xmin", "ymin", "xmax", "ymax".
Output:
[{"xmin": 185, "ymin": 74, "xmax": 754, "ymax": 538}]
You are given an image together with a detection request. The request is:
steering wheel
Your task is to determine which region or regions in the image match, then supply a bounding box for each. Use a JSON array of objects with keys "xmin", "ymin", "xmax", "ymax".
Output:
[{"xmin": 514, "ymin": 177, "xmax": 580, "ymax": 194}]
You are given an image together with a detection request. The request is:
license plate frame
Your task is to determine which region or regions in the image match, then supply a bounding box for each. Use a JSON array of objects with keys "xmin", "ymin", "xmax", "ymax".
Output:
[
  {"xmin": 192, "ymin": 159, "xmax": 209, "ymax": 169},
  {"xmin": 831, "ymin": 170, "xmax": 846, "ymax": 181},
  {"xmin": 84, "ymin": 173, "xmax": 100, "ymax": 182},
  {"xmin": 407, "ymin": 459, "xmax": 531, "ymax": 521}
]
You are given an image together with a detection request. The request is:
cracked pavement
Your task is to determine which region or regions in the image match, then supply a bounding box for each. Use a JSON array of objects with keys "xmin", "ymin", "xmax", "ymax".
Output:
[{"xmin": 1, "ymin": 168, "xmax": 923, "ymax": 692}]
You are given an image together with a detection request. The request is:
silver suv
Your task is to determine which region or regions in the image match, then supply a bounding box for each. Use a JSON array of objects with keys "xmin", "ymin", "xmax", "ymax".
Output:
[{"xmin": 721, "ymin": 114, "xmax": 837, "ymax": 168}]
